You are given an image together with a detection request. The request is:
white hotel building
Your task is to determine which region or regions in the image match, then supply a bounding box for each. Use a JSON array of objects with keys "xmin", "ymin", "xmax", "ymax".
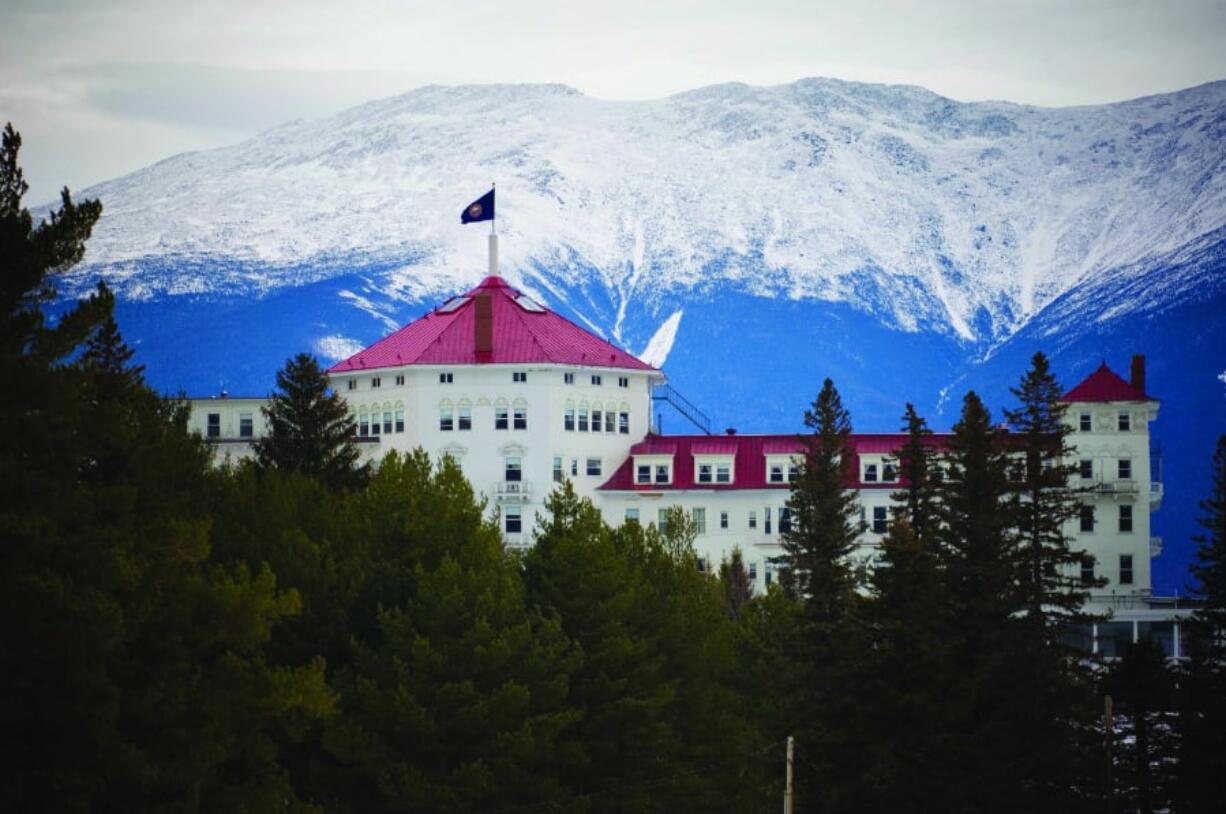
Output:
[{"xmin": 189, "ymin": 275, "xmax": 1184, "ymax": 657}]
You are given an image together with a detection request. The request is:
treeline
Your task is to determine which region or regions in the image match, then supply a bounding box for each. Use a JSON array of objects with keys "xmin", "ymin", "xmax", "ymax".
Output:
[{"xmin": 3, "ymin": 122, "xmax": 1226, "ymax": 812}]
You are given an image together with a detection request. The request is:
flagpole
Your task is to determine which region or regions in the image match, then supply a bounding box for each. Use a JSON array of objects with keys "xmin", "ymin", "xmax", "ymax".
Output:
[{"xmin": 488, "ymin": 182, "xmax": 498, "ymax": 276}]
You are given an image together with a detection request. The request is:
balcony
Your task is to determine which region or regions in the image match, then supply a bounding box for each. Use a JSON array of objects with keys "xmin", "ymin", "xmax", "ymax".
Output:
[
  {"xmin": 495, "ymin": 480, "xmax": 532, "ymax": 502},
  {"xmin": 1088, "ymin": 478, "xmax": 1138, "ymax": 496}
]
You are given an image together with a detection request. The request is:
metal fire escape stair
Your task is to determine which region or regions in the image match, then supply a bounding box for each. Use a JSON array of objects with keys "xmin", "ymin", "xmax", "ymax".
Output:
[{"xmin": 652, "ymin": 384, "xmax": 711, "ymax": 435}]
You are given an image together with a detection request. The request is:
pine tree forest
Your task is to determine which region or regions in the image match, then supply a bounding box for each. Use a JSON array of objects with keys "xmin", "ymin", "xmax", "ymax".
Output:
[{"xmin": 4, "ymin": 123, "xmax": 1225, "ymax": 812}]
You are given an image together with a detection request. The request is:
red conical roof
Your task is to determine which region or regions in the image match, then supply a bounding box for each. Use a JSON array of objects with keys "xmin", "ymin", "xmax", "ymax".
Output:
[
  {"xmin": 327, "ymin": 276, "xmax": 656, "ymax": 373},
  {"xmin": 1060, "ymin": 362, "xmax": 1153, "ymax": 403}
]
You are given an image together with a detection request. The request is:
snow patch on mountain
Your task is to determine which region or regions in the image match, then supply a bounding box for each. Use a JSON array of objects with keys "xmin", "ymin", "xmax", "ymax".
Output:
[{"xmin": 640, "ymin": 311, "xmax": 683, "ymax": 368}]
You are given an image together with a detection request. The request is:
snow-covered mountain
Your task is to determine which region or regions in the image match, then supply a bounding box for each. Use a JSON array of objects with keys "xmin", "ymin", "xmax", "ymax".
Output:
[{"xmin": 47, "ymin": 78, "xmax": 1226, "ymax": 594}]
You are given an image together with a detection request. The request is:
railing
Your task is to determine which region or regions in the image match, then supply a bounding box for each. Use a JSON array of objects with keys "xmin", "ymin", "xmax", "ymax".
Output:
[
  {"xmin": 1088, "ymin": 478, "xmax": 1138, "ymax": 495},
  {"xmin": 651, "ymin": 385, "xmax": 711, "ymax": 435},
  {"xmin": 495, "ymin": 480, "xmax": 532, "ymax": 500}
]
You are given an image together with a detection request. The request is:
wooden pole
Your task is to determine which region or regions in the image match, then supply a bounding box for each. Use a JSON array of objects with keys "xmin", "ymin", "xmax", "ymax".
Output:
[{"xmin": 785, "ymin": 735, "xmax": 794, "ymax": 814}]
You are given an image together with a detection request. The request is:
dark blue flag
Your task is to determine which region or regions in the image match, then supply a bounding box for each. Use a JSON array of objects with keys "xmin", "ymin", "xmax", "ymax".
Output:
[{"xmin": 461, "ymin": 188, "xmax": 495, "ymax": 224}]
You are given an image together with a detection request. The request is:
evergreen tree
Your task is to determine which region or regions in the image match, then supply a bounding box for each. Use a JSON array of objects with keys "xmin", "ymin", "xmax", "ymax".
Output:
[
  {"xmin": 1004, "ymin": 351, "xmax": 1097, "ymax": 625},
  {"xmin": 854, "ymin": 404, "xmax": 955, "ymax": 811},
  {"xmin": 1174, "ymin": 434, "xmax": 1226, "ymax": 811},
  {"xmin": 777, "ymin": 377, "xmax": 866, "ymax": 811},
  {"xmin": 321, "ymin": 451, "xmax": 579, "ymax": 812},
  {"xmin": 718, "ymin": 546, "xmax": 755, "ymax": 620},
  {"xmin": 254, "ymin": 352, "xmax": 366, "ymax": 491},
  {"xmin": 1107, "ymin": 638, "xmax": 1177, "ymax": 813},
  {"xmin": 937, "ymin": 391, "xmax": 1023, "ymax": 811},
  {"xmin": 0, "ymin": 125, "xmax": 332, "ymax": 810},
  {"xmin": 1003, "ymin": 352, "xmax": 1104, "ymax": 807}
]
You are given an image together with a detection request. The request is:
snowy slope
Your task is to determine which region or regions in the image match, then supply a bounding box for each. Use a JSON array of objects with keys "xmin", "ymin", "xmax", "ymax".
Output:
[{"xmin": 61, "ymin": 78, "xmax": 1226, "ymax": 350}]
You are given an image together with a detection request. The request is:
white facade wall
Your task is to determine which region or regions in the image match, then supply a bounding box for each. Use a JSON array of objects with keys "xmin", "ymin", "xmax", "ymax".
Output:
[
  {"xmin": 329, "ymin": 363, "xmax": 659, "ymax": 545},
  {"xmin": 187, "ymin": 397, "xmax": 268, "ymax": 463}
]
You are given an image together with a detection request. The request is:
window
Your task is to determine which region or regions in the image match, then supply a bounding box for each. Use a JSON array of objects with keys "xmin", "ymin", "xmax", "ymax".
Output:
[
  {"xmin": 779, "ymin": 508, "xmax": 793, "ymax": 534},
  {"xmin": 1118, "ymin": 459, "xmax": 1132, "ymax": 479},
  {"xmin": 395, "ymin": 410, "xmax": 405, "ymax": 433},
  {"xmin": 505, "ymin": 456, "xmax": 522, "ymax": 482},
  {"xmin": 564, "ymin": 372, "xmax": 574, "ymax": 384},
  {"xmin": 769, "ymin": 464, "xmax": 784, "ymax": 483},
  {"xmin": 765, "ymin": 507, "xmax": 772, "ymax": 535},
  {"xmin": 882, "ymin": 464, "xmax": 898, "ymax": 483},
  {"xmin": 578, "ymin": 408, "xmax": 589, "ymax": 432},
  {"xmin": 749, "ymin": 562, "xmax": 758, "ymax": 580},
  {"xmin": 371, "ymin": 415, "xmax": 380, "ymax": 436},
  {"xmin": 1118, "ymin": 412, "xmax": 1131, "ymax": 431},
  {"xmin": 206, "ymin": 413, "xmax": 220, "ymax": 438},
  {"xmin": 618, "ymin": 376, "xmax": 629, "ymax": 388},
  {"xmin": 359, "ymin": 413, "xmax": 369, "ymax": 436},
  {"xmin": 591, "ymin": 410, "xmax": 602, "ymax": 432},
  {"xmin": 788, "ymin": 464, "xmax": 800, "ymax": 482},
  {"xmin": 495, "ymin": 406, "xmax": 509, "ymax": 430},
  {"xmin": 564, "ymin": 408, "xmax": 575, "ymax": 431},
  {"xmin": 697, "ymin": 558, "xmax": 707, "ymax": 573},
  {"xmin": 383, "ymin": 411, "xmax": 393, "ymax": 434},
  {"xmin": 748, "ymin": 511, "xmax": 757, "ymax": 529},
  {"xmin": 637, "ymin": 465, "xmax": 651, "ymax": 484},
  {"xmin": 439, "ymin": 407, "xmax": 453, "ymax": 432},
  {"xmin": 658, "ymin": 508, "xmax": 669, "ymax": 534},
  {"xmin": 513, "ymin": 371, "xmax": 527, "ymax": 383},
  {"xmin": 439, "ymin": 372, "xmax": 453, "ymax": 384},
  {"xmin": 1120, "ymin": 554, "xmax": 1134, "ymax": 585},
  {"xmin": 239, "ymin": 412, "xmax": 253, "ymax": 438},
  {"xmin": 458, "ymin": 406, "xmax": 471, "ymax": 431},
  {"xmin": 698, "ymin": 464, "xmax": 713, "ymax": 484},
  {"xmin": 864, "ymin": 463, "xmax": 878, "ymax": 482},
  {"xmin": 372, "ymin": 377, "xmax": 381, "ymax": 388},
  {"xmin": 765, "ymin": 564, "xmax": 773, "ymax": 586},
  {"xmin": 605, "ymin": 411, "xmax": 615, "ymax": 433},
  {"xmin": 1119, "ymin": 504, "xmax": 1133, "ymax": 533},
  {"xmin": 655, "ymin": 465, "xmax": 669, "ymax": 484},
  {"xmin": 1080, "ymin": 556, "xmax": 1096, "ymax": 585},
  {"xmin": 720, "ymin": 511, "xmax": 728, "ymax": 529},
  {"xmin": 553, "ymin": 456, "xmax": 563, "ymax": 483},
  {"xmin": 691, "ymin": 508, "xmax": 706, "ymax": 534},
  {"xmin": 347, "ymin": 379, "xmax": 356, "ymax": 391},
  {"xmin": 872, "ymin": 506, "xmax": 888, "ymax": 534},
  {"xmin": 619, "ymin": 412, "xmax": 630, "ymax": 434},
  {"xmin": 586, "ymin": 458, "xmax": 602, "ymax": 477},
  {"xmin": 1079, "ymin": 459, "xmax": 1093, "ymax": 479},
  {"xmin": 395, "ymin": 374, "xmax": 405, "ymax": 386},
  {"xmin": 625, "ymin": 508, "xmax": 640, "ymax": 523},
  {"xmin": 1079, "ymin": 504, "xmax": 1095, "ymax": 533},
  {"xmin": 591, "ymin": 375, "xmax": 602, "ymax": 386},
  {"xmin": 571, "ymin": 459, "xmax": 578, "ymax": 477},
  {"xmin": 1079, "ymin": 412, "xmax": 1091, "ymax": 431},
  {"xmin": 513, "ymin": 406, "xmax": 527, "ymax": 430},
  {"xmin": 505, "ymin": 507, "xmax": 522, "ymax": 535},
  {"xmin": 716, "ymin": 465, "xmax": 731, "ymax": 484}
]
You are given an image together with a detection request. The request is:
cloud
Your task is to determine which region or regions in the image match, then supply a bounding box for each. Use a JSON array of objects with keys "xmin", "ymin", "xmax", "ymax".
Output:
[{"xmin": 313, "ymin": 334, "xmax": 365, "ymax": 361}]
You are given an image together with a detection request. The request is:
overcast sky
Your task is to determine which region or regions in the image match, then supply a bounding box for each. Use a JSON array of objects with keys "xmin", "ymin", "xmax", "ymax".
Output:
[{"xmin": 3, "ymin": 0, "xmax": 1224, "ymax": 205}]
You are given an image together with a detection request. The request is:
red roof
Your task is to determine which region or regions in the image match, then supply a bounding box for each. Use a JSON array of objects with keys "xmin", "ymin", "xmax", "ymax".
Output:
[
  {"xmin": 600, "ymin": 433, "xmax": 951, "ymax": 492},
  {"xmin": 1060, "ymin": 362, "xmax": 1153, "ymax": 403},
  {"xmin": 328, "ymin": 276, "xmax": 657, "ymax": 374}
]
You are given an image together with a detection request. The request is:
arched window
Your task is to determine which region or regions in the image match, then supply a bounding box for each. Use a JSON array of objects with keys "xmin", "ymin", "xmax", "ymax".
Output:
[
  {"xmin": 458, "ymin": 398, "xmax": 472, "ymax": 431},
  {"xmin": 394, "ymin": 401, "xmax": 405, "ymax": 433},
  {"xmin": 618, "ymin": 402, "xmax": 631, "ymax": 435},
  {"xmin": 494, "ymin": 397, "xmax": 509, "ymax": 430},
  {"xmin": 591, "ymin": 401, "xmax": 603, "ymax": 434},
  {"xmin": 439, "ymin": 399, "xmax": 454, "ymax": 432},
  {"xmin": 513, "ymin": 397, "xmax": 528, "ymax": 430},
  {"xmin": 564, "ymin": 399, "xmax": 575, "ymax": 432},
  {"xmin": 578, "ymin": 401, "xmax": 590, "ymax": 432},
  {"xmin": 358, "ymin": 409, "xmax": 370, "ymax": 437}
]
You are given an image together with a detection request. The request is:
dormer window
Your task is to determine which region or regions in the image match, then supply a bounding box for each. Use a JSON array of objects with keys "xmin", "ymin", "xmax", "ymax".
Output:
[
  {"xmin": 788, "ymin": 464, "xmax": 800, "ymax": 482},
  {"xmin": 716, "ymin": 465, "xmax": 731, "ymax": 484},
  {"xmin": 769, "ymin": 464, "xmax": 784, "ymax": 483},
  {"xmin": 655, "ymin": 465, "xmax": 670, "ymax": 484},
  {"xmin": 637, "ymin": 465, "xmax": 651, "ymax": 484},
  {"xmin": 882, "ymin": 464, "xmax": 898, "ymax": 483},
  {"xmin": 864, "ymin": 464, "xmax": 878, "ymax": 482}
]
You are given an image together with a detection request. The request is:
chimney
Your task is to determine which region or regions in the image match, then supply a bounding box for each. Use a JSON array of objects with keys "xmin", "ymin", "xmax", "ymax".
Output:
[
  {"xmin": 1130, "ymin": 354, "xmax": 1146, "ymax": 396},
  {"xmin": 474, "ymin": 294, "xmax": 493, "ymax": 355},
  {"xmin": 725, "ymin": 427, "xmax": 737, "ymax": 435}
]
